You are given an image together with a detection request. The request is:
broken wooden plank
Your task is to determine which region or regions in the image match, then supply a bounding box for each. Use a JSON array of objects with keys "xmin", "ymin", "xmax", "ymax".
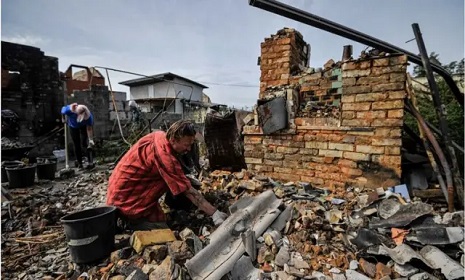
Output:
[{"xmin": 413, "ymin": 189, "xmax": 446, "ymax": 199}]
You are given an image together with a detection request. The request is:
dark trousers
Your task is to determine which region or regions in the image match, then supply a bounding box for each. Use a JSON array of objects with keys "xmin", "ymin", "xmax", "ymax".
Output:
[{"xmin": 69, "ymin": 126, "xmax": 88, "ymax": 165}]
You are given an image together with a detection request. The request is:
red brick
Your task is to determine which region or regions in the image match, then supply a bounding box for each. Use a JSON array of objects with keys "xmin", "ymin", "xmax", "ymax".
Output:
[
  {"xmin": 356, "ymin": 145, "xmax": 384, "ymax": 154},
  {"xmin": 328, "ymin": 143, "xmax": 354, "ymax": 151},
  {"xmin": 373, "ymin": 58, "xmax": 390, "ymax": 67},
  {"xmin": 371, "ymin": 118, "xmax": 403, "ymax": 127},
  {"xmin": 356, "ymin": 111, "xmax": 386, "ymax": 119},
  {"xmin": 387, "ymin": 109, "xmax": 404, "ymax": 118},
  {"xmin": 340, "ymin": 166, "xmax": 363, "ymax": 176},
  {"xmin": 372, "ymin": 82, "xmax": 405, "ymax": 92},
  {"xmin": 342, "ymin": 102, "xmax": 371, "ymax": 111},
  {"xmin": 276, "ymin": 147, "xmax": 299, "ymax": 154},
  {"xmin": 343, "ymin": 152, "xmax": 371, "ymax": 161},
  {"xmin": 372, "ymin": 100, "xmax": 403, "ymax": 110},
  {"xmin": 342, "ymin": 119, "xmax": 369, "ymax": 126},
  {"xmin": 337, "ymin": 159, "xmax": 358, "ymax": 168},
  {"xmin": 354, "ymin": 93, "xmax": 387, "ymax": 102}
]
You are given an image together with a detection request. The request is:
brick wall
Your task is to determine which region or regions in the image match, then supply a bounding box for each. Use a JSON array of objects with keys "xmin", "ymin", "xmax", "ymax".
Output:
[
  {"xmin": 243, "ymin": 28, "xmax": 407, "ymax": 189},
  {"xmin": 1, "ymin": 41, "xmax": 63, "ymax": 156}
]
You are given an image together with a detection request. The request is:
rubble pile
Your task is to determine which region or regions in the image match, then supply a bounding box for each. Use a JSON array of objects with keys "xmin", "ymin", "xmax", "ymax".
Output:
[
  {"xmin": 1, "ymin": 169, "xmax": 109, "ymax": 279},
  {"xmin": 1, "ymin": 166, "xmax": 464, "ymax": 280},
  {"xmin": 1, "ymin": 137, "xmax": 30, "ymax": 149}
]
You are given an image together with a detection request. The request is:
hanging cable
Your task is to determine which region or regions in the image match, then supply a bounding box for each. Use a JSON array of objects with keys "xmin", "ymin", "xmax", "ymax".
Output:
[{"xmin": 105, "ymin": 69, "xmax": 132, "ymax": 146}]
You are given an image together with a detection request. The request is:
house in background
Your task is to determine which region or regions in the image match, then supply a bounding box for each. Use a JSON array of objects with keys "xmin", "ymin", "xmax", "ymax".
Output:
[
  {"xmin": 120, "ymin": 72, "xmax": 224, "ymax": 130},
  {"xmin": 120, "ymin": 72, "xmax": 208, "ymax": 114}
]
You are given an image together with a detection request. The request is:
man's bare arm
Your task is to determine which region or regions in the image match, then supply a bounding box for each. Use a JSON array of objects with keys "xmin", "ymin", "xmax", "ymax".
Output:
[{"xmin": 184, "ymin": 187, "xmax": 216, "ymax": 216}]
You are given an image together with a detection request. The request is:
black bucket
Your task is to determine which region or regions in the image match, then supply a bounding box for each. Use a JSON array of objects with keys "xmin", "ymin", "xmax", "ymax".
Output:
[
  {"xmin": 61, "ymin": 206, "xmax": 117, "ymax": 264},
  {"xmin": 5, "ymin": 164, "xmax": 37, "ymax": 188},
  {"xmin": 37, "ymin": 156, "xmax": 58, "ymax": 180},
  {"xmin": 1, "ymin": 161, "xmax": 23, "ymax": 183}
]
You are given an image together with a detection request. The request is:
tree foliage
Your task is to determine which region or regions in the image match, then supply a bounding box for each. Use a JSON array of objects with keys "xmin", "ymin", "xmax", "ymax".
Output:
[{"xmin": 407, "ymin": 53, "xmax": 464, "ymax": 146}]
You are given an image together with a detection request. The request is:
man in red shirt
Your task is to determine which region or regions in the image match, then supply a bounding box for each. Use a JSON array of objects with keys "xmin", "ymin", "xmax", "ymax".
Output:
[{"xmin": 107, "ymin": 120, "xmax": 227, "ymax": 230}]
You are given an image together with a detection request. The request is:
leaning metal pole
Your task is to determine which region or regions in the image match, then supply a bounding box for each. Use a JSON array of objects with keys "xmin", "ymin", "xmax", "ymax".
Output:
[
  {"xmin": 412, "ymin": 23, "xmax": 464, "ymax": 208},
  {"xmin": 406, "ymin": 100, "xmax": 454, "ymax": 212},
  {"xmin": 248, "ymin": 0, "xmax": 464, "ymax": 107}
]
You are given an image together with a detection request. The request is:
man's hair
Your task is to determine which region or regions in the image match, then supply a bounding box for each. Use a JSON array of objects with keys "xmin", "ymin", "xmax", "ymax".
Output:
[{"xmin": 166, "ymin": 120, "xmax": 196, "ymax": 140}]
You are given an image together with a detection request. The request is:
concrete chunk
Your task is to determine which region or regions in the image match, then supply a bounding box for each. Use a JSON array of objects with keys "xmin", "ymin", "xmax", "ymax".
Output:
[{"xmin": 130, "ymin": 229, "xmax": 176, "ymax": 253}]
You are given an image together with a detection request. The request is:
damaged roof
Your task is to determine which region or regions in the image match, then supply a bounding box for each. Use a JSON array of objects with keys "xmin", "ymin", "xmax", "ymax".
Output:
[{"xmin": 119, "ymin": 72, "xmax": 208, "ymax": 89}]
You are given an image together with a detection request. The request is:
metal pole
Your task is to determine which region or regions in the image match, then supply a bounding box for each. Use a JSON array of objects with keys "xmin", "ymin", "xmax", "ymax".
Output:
[
  {"xmin": 412, "ymin": 23, "xmax": 463, "ymax": 209},
  {"xmin": 248, "ymin": 0, "xmax": 464, "ymax": 107},
  {"xmin": 406, "ymin": 101, "xmax": 454, "ymax": 211}
]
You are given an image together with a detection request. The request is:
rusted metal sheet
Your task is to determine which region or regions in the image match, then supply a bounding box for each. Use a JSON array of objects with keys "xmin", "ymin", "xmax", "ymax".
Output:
[{"xmin": 257, "ymin": 97, "xmax": 288, "ymax": 134}]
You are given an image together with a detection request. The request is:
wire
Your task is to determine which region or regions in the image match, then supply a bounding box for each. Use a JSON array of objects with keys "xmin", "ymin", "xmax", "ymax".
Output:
[
  {"xmin": 198, "ymin": 81, "xmax": 259, "ymax": 88},
  {"xmin": 105, "ymin": 69, "xmax": 132, "ymax": 146}
]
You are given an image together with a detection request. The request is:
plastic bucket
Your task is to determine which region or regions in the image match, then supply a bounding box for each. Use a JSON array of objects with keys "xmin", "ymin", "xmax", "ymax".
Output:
[
  {"xmin": 61, "ymin": 206, "xmax": 117, "ymax": 264},
  {"xmin": 1, "ymin": 161, "xmax": 23, "ymax": 183},
  {"xmin": 5, "ymin": 164, "xmax": 37, "ymax": 188},
  {"xmin": 37, "ymin": 157, "xmax": 58, "ymax": 180}
]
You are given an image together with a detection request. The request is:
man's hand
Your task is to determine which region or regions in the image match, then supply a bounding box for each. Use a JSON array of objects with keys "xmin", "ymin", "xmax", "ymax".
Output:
[
  {"xmin": 88, "ymin": 139, "xmax": 95, "ymax": 148},
  {"xmin": 186, "ymin": 174, "xmax": 202, "ymax": 187},
  {"xmin": 184, "ymin": 187, "xmax": 216, "ymax": 216},
  {"xmin": 212, "ymin": 210, "xmax": 228, "ymax": 226}
]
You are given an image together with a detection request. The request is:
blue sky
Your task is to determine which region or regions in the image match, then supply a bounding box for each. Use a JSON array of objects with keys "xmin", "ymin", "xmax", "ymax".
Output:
[{"xmin": 2, "ymin": 0, "xmax": 464, "ymax": 109}]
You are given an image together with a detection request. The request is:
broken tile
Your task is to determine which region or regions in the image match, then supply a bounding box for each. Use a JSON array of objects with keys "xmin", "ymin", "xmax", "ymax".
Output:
[
  {"xmin": 442, "ymin": 211, "xmax": 464, "ymax": 226},
  {"xmin": 149, "ymin": 256, "xmax": 174, "ymax": 280},
  {"xmin": 359, "ymin": 258, "xmax": 376, "ymax": 278},
  {"xmin": 409, "ymin": 272, "xmax": 440, "ymax": 280},
  {"xmin": 258, "ymin": 246, "xmax": 274, "ymax": 264},
  {"xmin": 275, "ymin": 246, "xmax": 290, "ymax": 267},
  {"xmin": 392, "ymin": 263, "xmax": 419, "ymax": 277},
  {"xmin": 180, "ymin": 227, "xmax": 203, "ymax": 254},
  {"xmin": 141, "ymin": 264, "xmax": 158, "ymax": 275},
  {"xmin": 167, "ymin": 240, "xmax": 193, "ymax": 261},
  {"xmin": 375, "ymin": 262, "xmax": 392, "ymax": 279},
  {"xmin": 414, "ymin": 227, "xmax": 464, "ymax": 245},
  {"xmin": 369, "ymin": 202, "xmax": 433, "ymax": 229},
  {"xmin": 142, "ymin": 245, "xmax": 167, "ymax": 264},
  {"xmin": 284, "ymin": 263, "xmax": 304, "ymax": 278},
  {"xmin": 349, "ymin": 260, "xmax": 359, "ymax": 270},
  {"xmin": 378, "ymin": 198, "xmax": 402, "ymax": 219},
  {"xmin": 345, "ymin": 269, "xmax": 371, "ymax": 280},
  {"xmin": 111, "ymin": 247, "xmax": 134, "ymax": 263},
  {"xmin": 231, "ymin": 255, "xmax": 261, "ymax": 280}
]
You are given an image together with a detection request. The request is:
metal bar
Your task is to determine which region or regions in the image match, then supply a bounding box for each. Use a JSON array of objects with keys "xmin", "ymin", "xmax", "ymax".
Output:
[
  {"xmin": 412, "ymin": 23, "xmax": 464, "ymax": 208},
  {"xmin": 406, "ymin": 100, "xmax": 454, "ymax": 212},
  {"xmin": 404, "ymin": 76, "xmax": 448, "ymax": 205},
  {"xmin": 248, "ymin": 0, "xmax": 464, "ymax": 107}
]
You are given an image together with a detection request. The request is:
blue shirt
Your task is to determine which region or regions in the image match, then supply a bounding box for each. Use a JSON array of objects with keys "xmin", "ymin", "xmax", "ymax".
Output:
[{"xmin": 61, "ymin": 105, "xmax": 94, "ymax": 128}]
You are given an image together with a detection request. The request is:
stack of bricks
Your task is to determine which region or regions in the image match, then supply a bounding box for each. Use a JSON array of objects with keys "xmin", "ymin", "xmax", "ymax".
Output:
[
  {"xmin": 259, "ymin": 28, "xmax": 308, "ymax": 99},
  {"xmin": 244, "ymin": 28, "xmax": 408, "ymax": 189}
]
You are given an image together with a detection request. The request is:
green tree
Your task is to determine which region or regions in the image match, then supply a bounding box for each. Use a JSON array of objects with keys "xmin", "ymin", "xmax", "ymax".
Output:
[{"xmin": 407, "ymin": 54, "xmax": 464, "ymax": 146}]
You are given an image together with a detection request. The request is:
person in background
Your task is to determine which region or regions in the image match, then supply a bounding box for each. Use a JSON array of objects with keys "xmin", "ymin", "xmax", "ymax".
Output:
[
  {"xmin": 106, "ymin": 120, "xmax": 228, "ymax": 230},
  {"xmin": 61, "ymin": 103, "xmax": 95, "ymax": 168}
]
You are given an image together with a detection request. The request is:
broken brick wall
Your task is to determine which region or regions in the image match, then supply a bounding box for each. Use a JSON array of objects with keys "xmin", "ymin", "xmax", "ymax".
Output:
[
  {"xmin": 243, "ymin": 28, "xmax": 407, "ymax": 188},
  {"xmin": 1, "ymin": 41, "xmax": 63, "ymax": 156}
]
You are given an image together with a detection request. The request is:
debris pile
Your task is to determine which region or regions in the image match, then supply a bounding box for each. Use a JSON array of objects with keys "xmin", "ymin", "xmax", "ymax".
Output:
[
  {"xmin": 1, "ymin": 137, "xmax": 30, "ymax": 149},
  {"xmin": 1, "ymin": 166, "xmax": 463, "ymax": 280},
  {"xmin": 1, "ymin": 169, "xmax": 109, "ymax": 279}
]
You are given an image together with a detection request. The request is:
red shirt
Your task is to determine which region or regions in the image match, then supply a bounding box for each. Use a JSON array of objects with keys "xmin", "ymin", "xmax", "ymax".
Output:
[{"xmin": 107, "ymin": 131, "xmax": 191, "ymax": 222}]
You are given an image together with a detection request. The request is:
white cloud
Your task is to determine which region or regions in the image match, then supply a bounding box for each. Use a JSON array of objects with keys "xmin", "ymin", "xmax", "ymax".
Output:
[{"xmin": 2, "ymin": 34, "xmax": 49, "ymax": 47}]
